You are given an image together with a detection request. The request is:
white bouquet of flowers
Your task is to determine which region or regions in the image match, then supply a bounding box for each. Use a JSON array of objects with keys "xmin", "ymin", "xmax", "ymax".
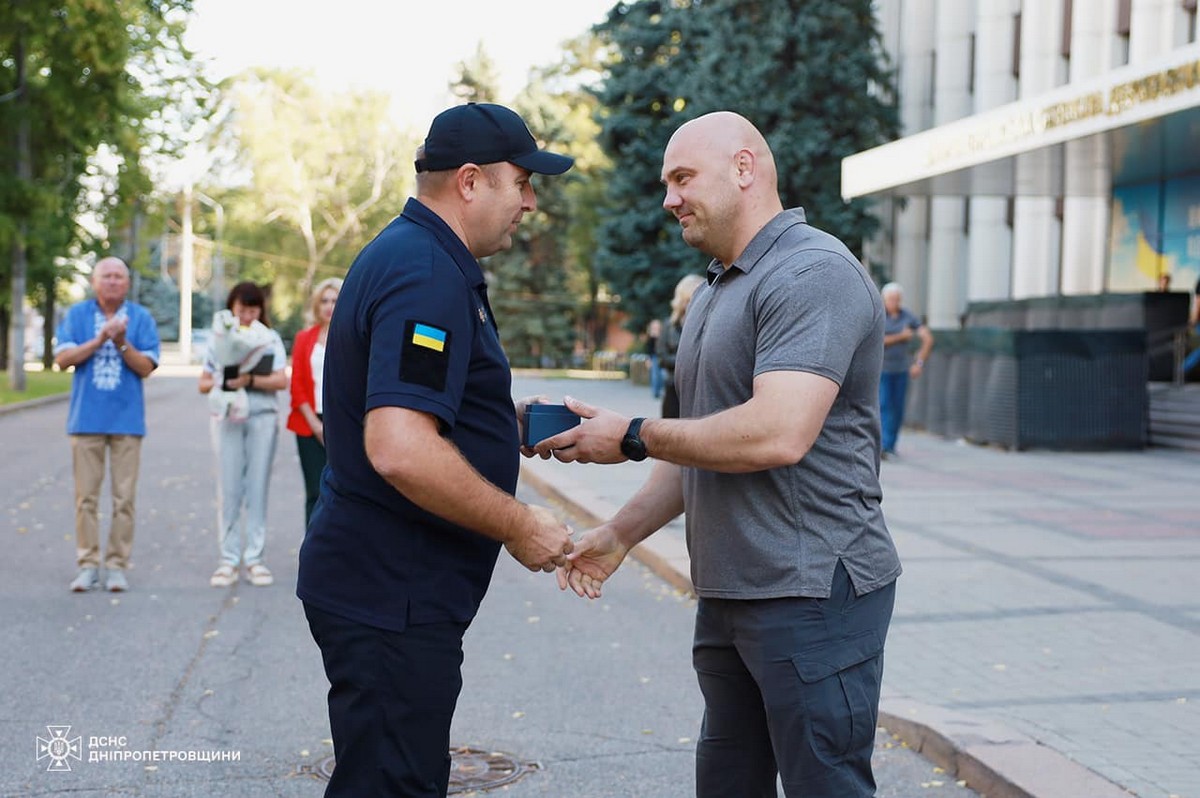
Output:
[{"xmin": 207, "ymin": 309, "xmax": 274, "ymax": 422}]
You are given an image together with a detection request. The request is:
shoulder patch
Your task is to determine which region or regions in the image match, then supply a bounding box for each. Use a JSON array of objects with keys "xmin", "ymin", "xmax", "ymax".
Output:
[{"xmin": 401, "ymin": 320, "xmax": 451, "ymax": 392}]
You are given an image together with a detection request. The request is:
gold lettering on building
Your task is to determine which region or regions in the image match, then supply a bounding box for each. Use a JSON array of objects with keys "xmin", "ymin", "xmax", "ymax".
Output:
[{"xmin": 924, "ymin": 58, "xmax": 1200, "ymax": 168}]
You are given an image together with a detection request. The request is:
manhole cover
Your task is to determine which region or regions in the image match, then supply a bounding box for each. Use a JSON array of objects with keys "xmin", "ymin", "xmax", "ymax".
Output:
[{"xmin": 300, "ymin": 746, "xmax": 539, "ymax": 793}]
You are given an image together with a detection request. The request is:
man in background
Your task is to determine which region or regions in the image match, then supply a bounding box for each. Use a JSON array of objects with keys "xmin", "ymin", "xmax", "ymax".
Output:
[
  {"xmin": 879, "ymin": 282, "xmax": 934, "ymax": 458},
  {"xmin": 54, "ymin": 256, "xmax": 160, "ymax": 593}
]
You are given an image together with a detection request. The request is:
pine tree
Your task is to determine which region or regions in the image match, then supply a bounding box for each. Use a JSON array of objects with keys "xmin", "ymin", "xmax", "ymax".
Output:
[
  {"xmin": 590, "ymin": 0, "xmax": 898, "ymax": 332},
  {"xmin": 590, "ymin": 0, "xmax": 710, "ymax": 334}
]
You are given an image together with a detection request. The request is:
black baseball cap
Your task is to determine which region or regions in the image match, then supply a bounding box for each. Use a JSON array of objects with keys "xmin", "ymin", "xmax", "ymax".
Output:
[{"xmin": 415, "ymin": 102, "xmax": 574, "ymax": 175}]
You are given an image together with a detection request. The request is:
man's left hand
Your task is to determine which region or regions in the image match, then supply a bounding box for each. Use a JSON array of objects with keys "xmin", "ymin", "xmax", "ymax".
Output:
[{"xmin": 532, "ymin": 396, "xmax": 630, "ymax": 464}]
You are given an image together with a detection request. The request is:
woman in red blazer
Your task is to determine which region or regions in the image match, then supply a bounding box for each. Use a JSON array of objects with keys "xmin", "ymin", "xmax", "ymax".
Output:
[{"xmin": 287, "ymin": 277, "xmax": 342, "ymax": 527}]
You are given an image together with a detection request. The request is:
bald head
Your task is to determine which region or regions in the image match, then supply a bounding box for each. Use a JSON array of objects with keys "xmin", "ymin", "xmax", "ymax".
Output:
[
  {"xmin": 660, "ymin": 112, "xmax": 783, "ymax": 265},
  {"xmin": 666, "ymin": 112, "xmax": 778, "ymax": 192}
]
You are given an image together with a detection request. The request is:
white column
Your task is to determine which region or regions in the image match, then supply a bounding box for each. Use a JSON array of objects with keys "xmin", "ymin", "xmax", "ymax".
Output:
[
  {"xmin": 1061, "ymin": 0, "xmax": 1118, "ymax": 295},
  {"xmin": 892, "ymin": 0, "xmax": 935, "ymax": 316},
  {"xmin": 862, "ymin": 0, "xmax": 902, "ymax": 289},
  {"xmin": 1011, "ymin": 0, "xmax": 1066, "ymax": 298},
  {"xmin": 1130, "ymin": 0, "xmax": 1179, "ymax": 61},
  {"xmin": 874, "ymin": 0, "xmax": 904, "ymax": 68},
  {"xmin": 1173, "ymin": 0, "xmax": 1197, "ymax": 46},
  {"xmin": 967, "ymin": 0, "xmax": 1019, "ymax": 303},
  {"xmin": 927, "ymin": 0, "xmax": 975, "ymax": 327}
]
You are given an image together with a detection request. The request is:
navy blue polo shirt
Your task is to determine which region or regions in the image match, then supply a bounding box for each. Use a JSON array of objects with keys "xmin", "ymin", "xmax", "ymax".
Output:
[{"xmin": 297, "ymin": 198, "xmax": 519, "ymax": 632}]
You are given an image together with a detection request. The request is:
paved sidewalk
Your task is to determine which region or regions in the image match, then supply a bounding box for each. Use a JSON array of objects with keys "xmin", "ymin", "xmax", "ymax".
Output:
[{"xmin": 513, "ymin": 373, "xmax": 1200, "ymax": 798}]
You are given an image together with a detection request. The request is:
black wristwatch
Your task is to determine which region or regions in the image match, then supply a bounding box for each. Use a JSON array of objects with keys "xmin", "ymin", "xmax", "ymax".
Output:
[{"xmin": 620, "ymin": 417, "xmax": 648, "ymax": 462}]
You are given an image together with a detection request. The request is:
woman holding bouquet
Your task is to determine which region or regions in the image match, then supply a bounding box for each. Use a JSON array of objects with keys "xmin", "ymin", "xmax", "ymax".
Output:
[
  {"xmin": 286, "ymin": 277, "xmax": 341, "ymax": 528},
  {"xmin": 198, "ymin": 282, "xmax": 288, "ymax": 588}
]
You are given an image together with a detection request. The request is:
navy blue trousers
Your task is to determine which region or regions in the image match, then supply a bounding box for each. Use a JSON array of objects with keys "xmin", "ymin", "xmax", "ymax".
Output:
[
  {"xmin": 693, "ymin": 563, "xmax": 896, "ymax": 798},
  {"xmin": 879, "ymin": 371, "xmax": 909, "ymax": 453},
  {"xmin": 304, "ymin": 604, "xmax": 469, "ymax": 798}
]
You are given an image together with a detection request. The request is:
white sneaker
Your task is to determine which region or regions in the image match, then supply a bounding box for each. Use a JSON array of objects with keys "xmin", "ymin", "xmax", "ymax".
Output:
[
  {"xmin": 70, "ymin": 567, "xmax": 99, "ymax": 592},
  {"xmin": 105, "ymin": 570, "xmax": 128, "ymax": 592},
  {"xmin": 209, "ymin": 564, "xmax": 238, "ymax": 588},
  {"xmin": 246, "ymin": 564, "xmax": 274, "ymax": 587}
]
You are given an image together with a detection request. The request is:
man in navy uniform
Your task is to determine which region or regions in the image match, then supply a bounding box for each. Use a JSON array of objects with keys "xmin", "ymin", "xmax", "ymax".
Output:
[{"xmin": 298, "ymin": 103, "xmax": 576, "ymax": 797}]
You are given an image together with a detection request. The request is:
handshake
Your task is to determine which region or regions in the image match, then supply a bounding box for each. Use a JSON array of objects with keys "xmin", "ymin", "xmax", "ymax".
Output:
[
  {"xmin": 502, "ymin": 504, "xmax": 626, "ymax": 602},
  {"xmin": 502, "ymin": 394, "xmax": 634, "ymax": 598}
]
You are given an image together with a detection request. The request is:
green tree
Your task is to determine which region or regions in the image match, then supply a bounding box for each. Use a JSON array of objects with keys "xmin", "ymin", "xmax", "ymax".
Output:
[
  {"xmin": 681, "ymin": 0, "xmax": 898, "ymax": 254},
  {"xmin": 0, "ymin": 0, "xmax": 203, "ymax": 384},
  {"xmin": 488, "ymin": 82, "xmax": 584, "ymax": 368},
  {"xmin": 478, "ymin": 38, "xmax": 613, "ymax": 367},
  {"xmin": 590, "ymin": 0, "xmax": 899, "ymax": 332},
  {"xmin": 590, "ymin": 0, "xmax": 711, "ymax": 334},
  {"xmin": 451, "ymin": 43, "xmax": 501, "ymax": 104},
  {"xmin": 209, "ymin": 69, "xmax": 415, "ymax": 321}
]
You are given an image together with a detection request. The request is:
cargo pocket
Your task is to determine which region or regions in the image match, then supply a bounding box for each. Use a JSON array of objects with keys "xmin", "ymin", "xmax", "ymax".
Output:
[{"xmin": 791, "ymin": 629, "xmax": 884, "ymax": 761}]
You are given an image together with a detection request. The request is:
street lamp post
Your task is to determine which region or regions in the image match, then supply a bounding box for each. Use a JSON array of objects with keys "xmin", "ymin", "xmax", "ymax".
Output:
[
  {"xmin": 179, "ymin": 184, "xmax": 194, "ymax": 364},
  {"xmin": 195, "ymin": 191, "xmax": 225, "ymax": 308}
]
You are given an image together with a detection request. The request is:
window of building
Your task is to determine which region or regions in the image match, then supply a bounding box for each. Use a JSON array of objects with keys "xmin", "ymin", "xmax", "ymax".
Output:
[{"xmin": 1186, "ymin": 0, "xmax": 1198, "ymax": 43}]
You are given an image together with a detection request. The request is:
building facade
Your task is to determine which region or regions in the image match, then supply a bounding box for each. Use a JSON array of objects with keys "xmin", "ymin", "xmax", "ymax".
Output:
[{"xmin": 843, "ymin": 0, "xmax": 1200, "ymax": 329}]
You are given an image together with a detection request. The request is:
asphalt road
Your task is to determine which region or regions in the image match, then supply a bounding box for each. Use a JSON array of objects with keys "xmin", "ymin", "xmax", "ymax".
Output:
[{"xmin": 1, "ymin": 373, "xmax": 977, "ymax": 797}]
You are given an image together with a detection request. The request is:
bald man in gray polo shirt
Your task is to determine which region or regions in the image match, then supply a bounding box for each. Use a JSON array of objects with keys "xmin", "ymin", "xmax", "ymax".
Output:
[{"xmin": 534, "ymin": 111, "xmax": 901, "ymax": 797}]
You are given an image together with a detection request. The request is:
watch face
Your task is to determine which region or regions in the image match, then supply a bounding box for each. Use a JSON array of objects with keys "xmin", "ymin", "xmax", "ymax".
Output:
[
  {"xmin": 621, "ymin": 418, "xmax": 647, "ymax": 461},
  {"xmin": 621, "ymin": 434, "xmax": 647, "ymax": 461}
]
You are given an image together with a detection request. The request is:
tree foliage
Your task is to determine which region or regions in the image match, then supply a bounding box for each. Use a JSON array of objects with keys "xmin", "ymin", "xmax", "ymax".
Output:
[
  {"xmin": 203, "ymin": 69, "xmax": 416, "ymax": 328},
  {"xmin": 0, "ymin": 0, "xmax": 205, "ymax": 376},
  {"xmin": 451, "ymin": 44, "xmax": 501, "ymax": 104},
  {"xmin": 473, "ymin": 40, "xmax": 613, "ymax": 367},
  {"xmin": 590, "ymin": 0, "xmax": 899, "ymax": 332}
]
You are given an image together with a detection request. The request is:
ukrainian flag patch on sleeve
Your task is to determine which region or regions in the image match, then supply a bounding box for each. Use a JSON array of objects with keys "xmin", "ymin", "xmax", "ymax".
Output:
[
  {"xmin": 401, "ymin": 320, "xmax": 452, "ymax": 392},
  {"xmin": 411, "ymin": 323, "xmax": 447, "ymax": 352}
]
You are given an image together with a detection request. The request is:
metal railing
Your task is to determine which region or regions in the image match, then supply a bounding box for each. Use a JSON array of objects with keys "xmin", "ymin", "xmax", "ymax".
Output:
[{"xmin": 1146, "ymin": 325, "xmax": 1192, "ymax": 387}]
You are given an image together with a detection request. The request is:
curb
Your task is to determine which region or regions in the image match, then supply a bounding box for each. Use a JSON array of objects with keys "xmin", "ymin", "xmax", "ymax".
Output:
[
  {"xmin": 0, "ymin": 391, "xmax": 69, "ymax": 416},
  {"xmin": 0, "ymin": 364, "xmax": 200, "ymax": 419},
  {"xmin": 877, "ymin": 698, "xmax": 1130, "ymax": 798},
  {"xmin": 518, "ymin": 463, "xmax": 1132, "ymax": 798}
]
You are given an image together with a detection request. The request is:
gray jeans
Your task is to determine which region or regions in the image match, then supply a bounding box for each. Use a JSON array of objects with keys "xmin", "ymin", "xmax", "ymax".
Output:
[
  {"xmin": 214, "ymin": 411, "xmax": 278, "ymax": 567},
  {"xmin": 693, "ymin": 563, "xmax": 896, "ymax": 797}
]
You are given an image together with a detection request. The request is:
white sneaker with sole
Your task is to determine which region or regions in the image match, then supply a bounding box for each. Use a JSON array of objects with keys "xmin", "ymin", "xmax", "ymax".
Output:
[
  {"xmin": 105, "ymin": 570, "xmax": 128, "ymax": 592},
  {"xmin": 70, "ymin": 567, "xmax": 99, "ymax": 592},
  {"xmin": 209, "ymin": 564, "xmax": 238, "ymax": 588},
  {"xmin": 246, "ymin": 564, "xmax": 274, "ymax": 587}
]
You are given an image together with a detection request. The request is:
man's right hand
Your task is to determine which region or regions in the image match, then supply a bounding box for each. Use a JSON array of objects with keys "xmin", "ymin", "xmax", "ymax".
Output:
[
  {"xmin": 99, "ymin": 316, "xmax": 127, "ymax": 342},
  {"xmin": 505, "ymin": 505, "xmax": 574, "ymax": 573},
  {"xmin": 556, "ymin": 523, "xmax": 629, "ymax": 599}
]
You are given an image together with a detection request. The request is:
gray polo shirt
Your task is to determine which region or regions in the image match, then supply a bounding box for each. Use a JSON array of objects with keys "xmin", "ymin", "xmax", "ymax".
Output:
[
  {"xmin": 674, "ymin": 208, "xmax": 901, "ymax": 599},
  {"xmin": 883, "ymin": 308, "xmax": 922, "ymax": 373}
]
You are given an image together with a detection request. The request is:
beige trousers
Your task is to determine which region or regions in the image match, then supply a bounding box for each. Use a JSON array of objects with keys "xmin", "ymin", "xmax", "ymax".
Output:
[{"xmin": 71, "ymin": 434, "xmax": 142, "ymax": 570}]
